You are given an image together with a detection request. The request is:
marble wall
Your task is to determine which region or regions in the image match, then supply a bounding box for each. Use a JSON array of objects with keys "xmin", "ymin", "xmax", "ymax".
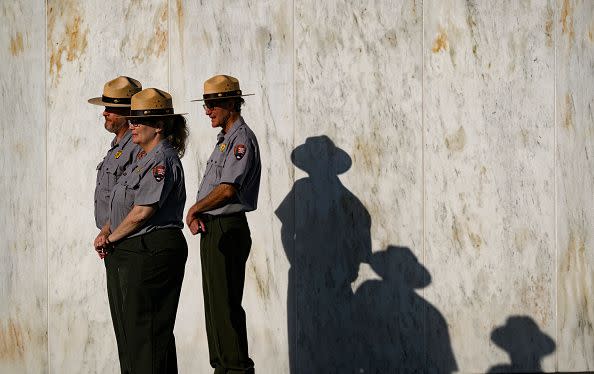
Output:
[
  {"xmin": 0, "ymin": 1, "xmax": 47, "ymax": 373},
  {"xmin": 0, "ymin": 0, "xmax": 592, "ymax": 373}
]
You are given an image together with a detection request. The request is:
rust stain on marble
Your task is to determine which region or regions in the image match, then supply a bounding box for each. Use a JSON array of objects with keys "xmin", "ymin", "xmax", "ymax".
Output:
[
  {"xmin": 0, "ymin": 319, "xmax": 25, "ymax": 361},
  {"xmin": 562, "ymin": 229, "xmax": 586, "ymax": 273},
  {"xmin": 563, "ymin": 93, "xmax": 574, "ymax": 129},
  {"xmin": 559, "ymin": 227, "xmax": 593, "ymax": 335},
  {"xmin": 432, "ymin": 30, "xmax": 448, "ymax": 53},
  {"xmin": 176, "ymin": 0, "xmax": 185, "ymax": 64},
  {"xmin": 47, "ymin": 2, "xmax": 89, "ymax": 85},
  {"xmin": 561, "ymin": 0, "xmax": 575, "ymax": 41},
  {"xmin": 383, "ymin": 30, "xmax": 398, "ymax": 47},
  {"xmin": 445, "ymin": 126, "xmax": 466, "ymax": 152},
  {"xmin": 9, "ymin": 32, "xmax": 24, "ymax": 56},
  {"xmin": 131, "ymin": 3, "xmax": 168, "ymax": 63},
  {"xmin": 468, "ymin": 232, "xmax": 482, "ymax": 250},
  {"xmin": 545, "ymin": 6, "xmax": 553, "ymax": 48}
]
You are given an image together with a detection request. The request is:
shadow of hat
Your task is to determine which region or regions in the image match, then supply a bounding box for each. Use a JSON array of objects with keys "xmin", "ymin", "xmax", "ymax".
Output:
[
  {"xmin": 291, "ymin": 135, "xmax": 352, "ymax": 175},
  {"xmin": 491, "ymin": 316, "xmax": 556, "ymax": 356},
  {"xmin": 369, "ymin": 246, "xmax": 431, "ymax": 289}
]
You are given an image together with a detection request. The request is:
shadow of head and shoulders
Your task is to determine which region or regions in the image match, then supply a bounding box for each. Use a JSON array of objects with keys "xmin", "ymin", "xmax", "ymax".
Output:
[{"xmin": 488, "ymin": 315, "xmax": 555, "ymax": 373}]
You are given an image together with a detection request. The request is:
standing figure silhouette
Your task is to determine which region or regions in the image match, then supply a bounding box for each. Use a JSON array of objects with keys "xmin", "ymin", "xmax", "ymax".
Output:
[{"xmin": 276, "ymin": 136, "xmax": 372, "ymax": 373}]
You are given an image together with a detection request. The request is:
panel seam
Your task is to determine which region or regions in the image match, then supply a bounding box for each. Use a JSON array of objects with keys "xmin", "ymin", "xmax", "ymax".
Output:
[
  {"xmin": 45, "ymin": 0, "xmax": 50, "ymax": 371},
  {"xmin": 553, "ymin": 0, "xmax": 558, "ymax": 371}
]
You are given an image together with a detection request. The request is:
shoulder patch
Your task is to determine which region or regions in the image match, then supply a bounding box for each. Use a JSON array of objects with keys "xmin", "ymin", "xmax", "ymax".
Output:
[
  {"xmin": 234, "ymin": 144, "xmax": 246, "ymax": 160},
  {"xmin": 152, "ymin": 165, "xmax": 166, "ymax": 182}
]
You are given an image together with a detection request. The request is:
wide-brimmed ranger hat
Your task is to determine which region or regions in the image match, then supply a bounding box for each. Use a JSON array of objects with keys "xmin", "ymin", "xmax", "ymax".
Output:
[
  {"xmin": 126, "ymin": 88, "xmax": 188, "ymax": 118},
  {"xmin": 191, "ymin": 74, "xmax": 254, "ymax": 102},
  {"xmin": 88, "ymin": 76, "xmax": 142, "ymax": 107}
]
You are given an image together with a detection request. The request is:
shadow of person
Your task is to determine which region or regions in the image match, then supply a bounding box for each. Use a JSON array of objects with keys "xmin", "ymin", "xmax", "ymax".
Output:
[
  {"xmin": 354, "ymin": 245, "xmax": 458, "ymax": 373},
  {"xmin": 275, "ymin": 135, "xmax": 372, "ymax": 373},
  {"xmin": 487, "ymin": 315, "xmax": 556, "ymax": 373}
]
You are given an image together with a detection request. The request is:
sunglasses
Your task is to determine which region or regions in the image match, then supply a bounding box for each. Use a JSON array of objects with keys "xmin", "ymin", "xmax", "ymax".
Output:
[
  {"xmin": 202, "ymin": 100, "xmax": 228, "ymax": 110},
  {"xmin": 128, "ymin": 118, "xmax": 157, "ymax": 127}
]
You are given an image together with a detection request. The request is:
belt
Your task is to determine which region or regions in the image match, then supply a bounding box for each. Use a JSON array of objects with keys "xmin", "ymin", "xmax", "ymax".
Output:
[
  {"xmin": 114, "ymin": 228, "xmax": 183, "ymax": 251},
  {"xmin": 200, "ymin": 211, "xmax": 246, "ymax": 223}
]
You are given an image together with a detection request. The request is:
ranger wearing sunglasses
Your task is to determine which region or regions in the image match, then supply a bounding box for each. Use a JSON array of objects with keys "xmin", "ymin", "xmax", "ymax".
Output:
[{"xmin": 186, "ymin": 75, "xmax": 261, "ymax": 374}]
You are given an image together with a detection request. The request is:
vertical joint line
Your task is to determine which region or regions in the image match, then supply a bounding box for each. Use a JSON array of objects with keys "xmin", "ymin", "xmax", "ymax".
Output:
[
  {"xmin": 553, "ymin": 1, "xmax": 558, "ymax": 371},
  {"xmin": 44, "ymin": 0, "xmax": 50, "ymax": 370}
]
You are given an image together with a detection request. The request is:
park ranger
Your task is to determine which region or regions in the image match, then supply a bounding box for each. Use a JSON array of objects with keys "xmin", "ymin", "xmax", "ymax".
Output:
[
  {"xmin": 186, "ymin": 75, "xmax": 261, "ymax": 374},
  {"xmin": 88, "ymin": 76, "xmax": 142, "ymax": 257},
  {"xmin": 88, "ymin": 76, "xmax": 141, "ymax": 373},
  {"xmin": 96, "ymin": 87, "xmax": 190, "ymax": 373}
]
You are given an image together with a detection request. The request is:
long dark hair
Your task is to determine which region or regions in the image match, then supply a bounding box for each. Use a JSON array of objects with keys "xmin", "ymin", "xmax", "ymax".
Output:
[{"xmin": 160, "ymin": 115, "xmax": 189, "ymax": 158}]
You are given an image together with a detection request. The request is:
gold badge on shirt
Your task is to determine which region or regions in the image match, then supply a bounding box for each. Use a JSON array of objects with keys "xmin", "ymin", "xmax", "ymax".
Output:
[
  {"xmin": 219, "ymin": 143, "xmax": 227, "ymax": 152},
  {"xmin": 114, "ymin": 150, "xmax": 123, "ymax": 159}
]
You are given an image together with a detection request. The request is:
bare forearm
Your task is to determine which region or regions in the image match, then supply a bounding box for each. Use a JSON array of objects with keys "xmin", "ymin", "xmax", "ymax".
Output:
[
  {"xmin": 188, "ymin": 184, "xmax": 236, "ymax": 219},
  {"xmin": 108, "ymin": 205, "xmax": 156, "ymax": 242},
  {"xmin": 99, "ymin": 222, "xmax": 110, "ymax": 236}
]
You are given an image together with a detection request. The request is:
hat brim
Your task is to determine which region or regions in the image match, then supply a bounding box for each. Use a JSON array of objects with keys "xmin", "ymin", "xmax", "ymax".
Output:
[
  {"xmin": 190, "ymin": 93, "xmax": 255, "ymax": 102},
  {"xmin": 88, "ymin": 97, "xmax": 131, "ymax": 107},
  {"xmin": 125, "ymin": 113, "xmax": 188, "ymax": 118}
]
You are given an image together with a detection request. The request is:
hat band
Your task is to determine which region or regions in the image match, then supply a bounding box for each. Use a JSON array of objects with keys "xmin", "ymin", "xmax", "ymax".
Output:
[
  {"xmin": 102, "ymin": 95, "xmax": 131, "ymax": 105},
  {"xmin": 130, "ymin": 108, "xmax": 174, "ymax": 116},
  {"xmin": 203, "ymin": 90, "xmax": 242, "ymax": 100}
]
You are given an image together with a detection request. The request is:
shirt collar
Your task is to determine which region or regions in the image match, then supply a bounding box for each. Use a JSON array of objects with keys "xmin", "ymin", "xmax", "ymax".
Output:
[
  {"xmin": 217, "ymin": 117, "xmax": 245, "ymax": 143},
  {"xmin": 111, "ymin": 130, "xmax": 133, "ymax": 149},
  {"xmin": 135, "ymin": 139, "xmax": 168, "ymax": 170}
]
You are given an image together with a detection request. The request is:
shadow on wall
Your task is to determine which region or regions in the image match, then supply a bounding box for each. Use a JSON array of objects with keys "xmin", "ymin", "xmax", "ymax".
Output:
[
  {"xmin": 487, "ymin": 315, "xmax": 556, "ymax": 373},
  {"xmin": 275, "ymin": 135, "xmax": 457, "ymax": 373}
]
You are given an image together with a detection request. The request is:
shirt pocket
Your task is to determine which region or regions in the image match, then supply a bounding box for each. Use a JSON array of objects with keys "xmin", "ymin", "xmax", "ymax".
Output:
[
  {"xmin": 122, "ymin": 172, "xmax": 142, "ymax": 210},
  {"xmin": 209, "ymin": 163, "xmax": 223, "ymax": 189}
]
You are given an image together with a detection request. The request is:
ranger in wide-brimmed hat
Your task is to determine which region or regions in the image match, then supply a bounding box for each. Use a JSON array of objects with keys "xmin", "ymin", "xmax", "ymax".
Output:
[
  {"xmin": 88, "ymin": 76, "xmax": 143, "ymax": 374},
  {"xmin": 89, "ymin": 76, "xmax": 142, "ymax": 236},
  {"xmin": 186, "ymin": 74, "xmax": 260, "ymax": 374},
  {"xmin": 125, "ymin": 87, "xmax": 189, "ymax": 156},
  {"xmin": 97, "ymin": 86, "xmax": 190, "ymax": 373}
]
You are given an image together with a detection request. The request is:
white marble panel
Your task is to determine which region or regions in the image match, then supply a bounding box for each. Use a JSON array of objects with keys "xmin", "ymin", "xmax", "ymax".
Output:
[
  {"xmin": 424, "ymin": 0, "xmax": 556, "ymax": 372},
  {"xmin": 295, "ymin": 1, "xmax": 423, "ymax": 372},
  {"xmin": 556, "ymin": 0, "xmax": 594, "ymax": 371},
  {"xmin": 0, "ymin": 2, "xmax": 47, "ymax": 373},
  {"xmin": 46, "ymin": 1, "xmax": 168, "ymax": 372},
  {"xmin": 169, "ymin": 1, "xmax": 293, "ymax": 373}
]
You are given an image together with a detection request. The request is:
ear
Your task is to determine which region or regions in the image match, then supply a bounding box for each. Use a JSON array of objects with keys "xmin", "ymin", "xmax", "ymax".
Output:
[{"xmin": 154, "ymin": 120, "xmax": 165, "ymax": 134}]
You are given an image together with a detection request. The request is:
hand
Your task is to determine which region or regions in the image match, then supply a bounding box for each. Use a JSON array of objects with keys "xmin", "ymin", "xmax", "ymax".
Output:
[
  {"xmin": 185, "ymin": 206, "xmax": 197, "ymax": 228},
  {"xmin": 189, "ymin": 218, "xmax": 206, "ymax": 235},
  {"xmin": 94, "ymin": 232, "xmax": 109, "ymax": 259}
]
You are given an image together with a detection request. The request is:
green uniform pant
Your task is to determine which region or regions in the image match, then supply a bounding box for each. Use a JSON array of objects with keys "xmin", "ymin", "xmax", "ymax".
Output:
[
  {"xmin": 200, "ymin": 213, "xmax": 255, "ymax": 374},
  {"xmin": 105, "ymin": 228, "xmax": 187, "ymax": 374}
]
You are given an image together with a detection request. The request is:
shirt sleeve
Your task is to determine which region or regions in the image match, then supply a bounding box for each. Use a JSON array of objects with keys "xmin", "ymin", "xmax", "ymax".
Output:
[
  {"xmin": 134, "ymin": 157, "xmax": 175, "ymax": 207},
  {"xmin": 219, "ymin": 135, "xmax": 254, "ymax": 188}
]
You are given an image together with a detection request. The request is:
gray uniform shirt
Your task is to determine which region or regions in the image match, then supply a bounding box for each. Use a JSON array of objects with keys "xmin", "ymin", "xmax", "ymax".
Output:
[
  {"xmin": 109, "ymin": 140, "xmax": 186, "ymax": 238},
  {"xmin": 94, "ymin": 130, "xmax": 141, "ymax": 229},
  {"xmin": 196, "ymin": 117, "xmax": 261, "ymax": 215}
]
